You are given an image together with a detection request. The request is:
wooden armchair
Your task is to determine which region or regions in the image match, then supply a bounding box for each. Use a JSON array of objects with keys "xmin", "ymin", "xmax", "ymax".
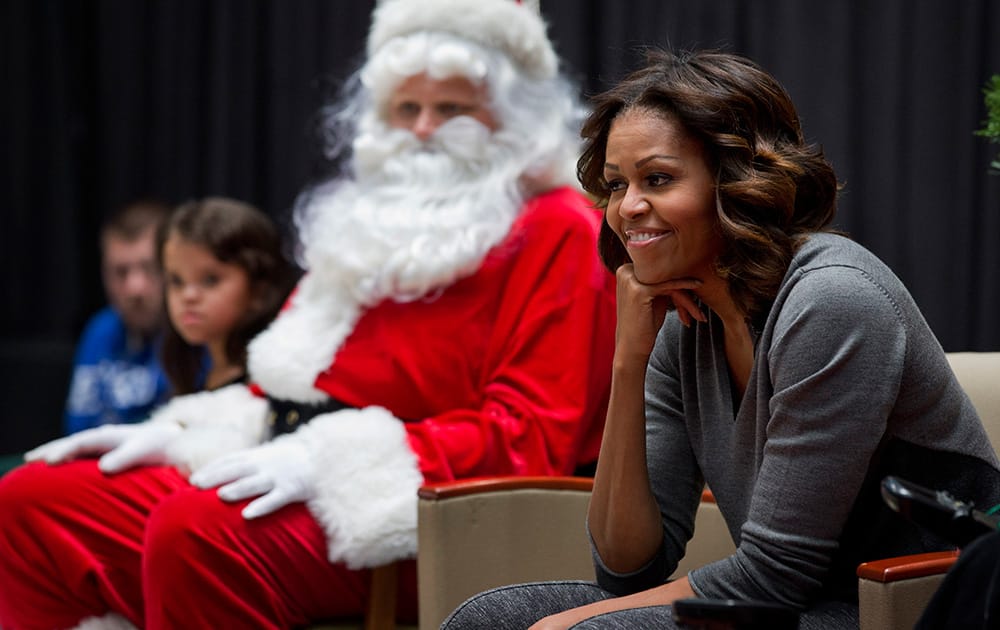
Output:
[
  {"xmin": 328, "ymin": 353, "xmax": 999, "ymax": 630},
  {"xmin": 314, "ymin": 476, "xmax": 609, "ymax": 630},
  {"xmin": 416, "ymin": 476, "xmax": 595, "ymax": 629},
  {"xmin": 414, "ymin": 478, "xmax": 733, "ymax": 629}
]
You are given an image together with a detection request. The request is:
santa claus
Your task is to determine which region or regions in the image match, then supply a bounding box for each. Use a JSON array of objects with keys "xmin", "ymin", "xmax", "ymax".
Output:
[{"xmin": 0, "ymin": 0, "xmax": 615, "ymax": 628}]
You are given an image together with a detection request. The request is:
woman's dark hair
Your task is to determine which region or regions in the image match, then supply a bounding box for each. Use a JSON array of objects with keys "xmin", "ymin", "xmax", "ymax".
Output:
[
  {"xmin": 157, "ymin": 197, "xmax": 298, "ymax": 394},
  {"xmin": 578, "ymin": 49, "xmax": 840, "ymax": 318}
]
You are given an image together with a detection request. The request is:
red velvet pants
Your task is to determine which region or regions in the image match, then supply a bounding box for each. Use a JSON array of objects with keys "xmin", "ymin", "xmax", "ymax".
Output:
[{"xmin": 0, "ymin": 461, "xmax": 417, "ymax": 629}]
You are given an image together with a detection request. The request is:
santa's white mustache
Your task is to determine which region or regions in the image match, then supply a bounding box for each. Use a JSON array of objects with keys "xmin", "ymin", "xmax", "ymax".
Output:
[{"xmin": 352, "ymin": 115, "xmax": 499, "ymax": 180}]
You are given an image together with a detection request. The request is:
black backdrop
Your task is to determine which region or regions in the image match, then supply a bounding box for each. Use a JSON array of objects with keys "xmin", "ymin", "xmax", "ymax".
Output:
[{"xmin": 2, "ymin": 0, "xmax": 999, "ymax": 452}]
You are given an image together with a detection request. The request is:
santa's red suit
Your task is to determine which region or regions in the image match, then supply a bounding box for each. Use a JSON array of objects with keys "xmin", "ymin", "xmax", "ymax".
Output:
[{"xmin": 0, "ymin": 186, "xmax": 615, "ymax": 629}]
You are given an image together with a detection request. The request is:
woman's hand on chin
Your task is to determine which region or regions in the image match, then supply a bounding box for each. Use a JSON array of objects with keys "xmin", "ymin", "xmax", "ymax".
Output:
[{"xmin": 615, "ymin": 264, "xmax": 706, "ymax": 358}]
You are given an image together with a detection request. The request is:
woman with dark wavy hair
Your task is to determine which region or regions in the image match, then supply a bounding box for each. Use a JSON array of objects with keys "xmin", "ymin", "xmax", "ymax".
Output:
[{"xmin": 443, "ymin": 49, "xmax": 1000, "ymax": 630}]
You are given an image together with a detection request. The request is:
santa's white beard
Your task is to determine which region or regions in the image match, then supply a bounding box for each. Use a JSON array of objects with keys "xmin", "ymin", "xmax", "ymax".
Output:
[
  {"xmin": 247, "ymin": 116, "xmax": 530, "ymax": 402},
  {"xmin": 298, "ymin": 116, "xmax": 526, "ymax": 305}
]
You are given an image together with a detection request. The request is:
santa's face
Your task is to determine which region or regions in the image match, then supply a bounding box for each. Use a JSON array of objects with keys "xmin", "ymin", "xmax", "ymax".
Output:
[
  {"xmin": 386, "ymin": 73, "xmax": 497, "ymax": 141},
  {"xmin": 298, "ymin": 80, "xmax": 525, "ymax": 306}
]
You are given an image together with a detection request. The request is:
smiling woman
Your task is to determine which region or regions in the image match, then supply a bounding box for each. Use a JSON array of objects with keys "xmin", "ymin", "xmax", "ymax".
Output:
[
  {"xmin": 602, "ymin": 108, "xmax": 720, "ymax": 289},
  {"xmin": 442, "ymin": 48, "xmax": 1000, "ymax": 630}
]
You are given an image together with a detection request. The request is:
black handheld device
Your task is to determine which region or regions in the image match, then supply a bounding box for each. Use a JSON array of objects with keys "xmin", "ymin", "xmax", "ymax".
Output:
[
  {"xmin": 672, "ymin": 598, "xmax": 800, "ymax": 629},
  {"xmin": 881, "ymin": 475, "xmax": 1000, "ymax": 548}
]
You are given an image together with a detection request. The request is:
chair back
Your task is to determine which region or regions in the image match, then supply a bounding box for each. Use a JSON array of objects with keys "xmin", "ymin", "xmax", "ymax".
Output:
[{"xmin": 946, "ymin": 352, "xmax": 1000, "ymax": 451}]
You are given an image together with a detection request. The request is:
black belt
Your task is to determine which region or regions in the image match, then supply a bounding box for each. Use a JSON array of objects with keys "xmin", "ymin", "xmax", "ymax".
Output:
[{"xmin": 266, "ymin": 396, "xmax": 353, "ymax": 437}]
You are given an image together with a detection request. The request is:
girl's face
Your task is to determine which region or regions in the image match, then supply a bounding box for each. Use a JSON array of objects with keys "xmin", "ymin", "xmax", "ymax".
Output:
[
  {"xmin": 162, "ymin": 233, "xmax": 253, "ymax": 351},
  {"xmin": 603, "ymin": 108, "xmax": 722, "ymax": 285}
]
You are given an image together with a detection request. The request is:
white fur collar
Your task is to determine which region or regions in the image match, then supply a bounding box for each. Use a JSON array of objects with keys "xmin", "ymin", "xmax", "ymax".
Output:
[{"xmin": 246, "ymin": 274, "xmax": 361, "ymax": 403}]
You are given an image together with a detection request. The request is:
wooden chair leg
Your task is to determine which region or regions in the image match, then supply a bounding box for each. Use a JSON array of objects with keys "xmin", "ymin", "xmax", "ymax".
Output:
[{"xmin": 364, "ymin": 562, "xmax": 398, "ymax": 630}]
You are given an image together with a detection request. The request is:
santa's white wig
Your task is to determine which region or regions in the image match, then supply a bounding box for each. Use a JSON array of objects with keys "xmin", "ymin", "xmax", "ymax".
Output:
[
  {"xmin": 314, "ymin": 0, "xmax": 586, "ymax": 197},
  {"xmin": 252, "ymin": 0, "xmax": 588, "ymax": 403}
]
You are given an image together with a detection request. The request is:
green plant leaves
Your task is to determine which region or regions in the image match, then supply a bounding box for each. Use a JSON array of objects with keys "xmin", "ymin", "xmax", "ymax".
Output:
[{"xmin": 975, "ymin": 74, "xmax": 1000, "ymax": 172}]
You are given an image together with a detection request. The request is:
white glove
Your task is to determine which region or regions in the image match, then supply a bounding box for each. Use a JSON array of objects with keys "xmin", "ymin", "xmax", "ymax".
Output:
[
  {"xmin": 189, "ymin": 438, "xmax": 315, "ymax": 520},
  {"xmin": 24, "ymin": 422, "xmax": 183, "ymax": 474}
]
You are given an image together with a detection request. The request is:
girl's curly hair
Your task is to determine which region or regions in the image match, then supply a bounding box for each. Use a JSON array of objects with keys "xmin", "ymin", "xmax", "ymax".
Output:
[{"xmin": 578, "ymin": 49, "xmax": 840, "ymax": 318}]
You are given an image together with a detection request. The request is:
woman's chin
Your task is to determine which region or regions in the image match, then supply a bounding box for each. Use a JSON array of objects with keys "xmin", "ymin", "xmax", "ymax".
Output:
[{"xmin": 632, "ymin": 266, "xmax": 667, "ymax": 285}]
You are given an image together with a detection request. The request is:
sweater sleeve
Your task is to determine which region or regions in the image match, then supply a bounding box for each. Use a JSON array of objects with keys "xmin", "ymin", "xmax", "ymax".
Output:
[{"xmin": 688, "ymin": 264, "xmax": 908, "ymax": 606}]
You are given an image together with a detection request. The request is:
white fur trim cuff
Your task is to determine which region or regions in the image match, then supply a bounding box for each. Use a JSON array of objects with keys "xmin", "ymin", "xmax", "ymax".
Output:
[
  {"xmin": 367, "ymin": 0, "xmax": 557, "ymax": 80},
  {"xmin": 295, "ymin": 406, "xmax": 423, "ymax": 568},
  {"xmin": 152, "ymin": 384, "xmax": 270, "ymax": 474}
]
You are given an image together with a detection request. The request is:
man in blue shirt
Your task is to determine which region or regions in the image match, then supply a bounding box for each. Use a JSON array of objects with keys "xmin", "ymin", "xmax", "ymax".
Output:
[{"xmin": 64, "ymin": 200, "xmax": 172, "ymax": 434}]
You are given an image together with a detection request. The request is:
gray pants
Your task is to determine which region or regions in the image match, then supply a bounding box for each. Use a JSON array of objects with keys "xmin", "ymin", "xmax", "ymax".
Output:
[{"xmin": 441, "ymin": 580, "xmax": 860, "ymax": 629}]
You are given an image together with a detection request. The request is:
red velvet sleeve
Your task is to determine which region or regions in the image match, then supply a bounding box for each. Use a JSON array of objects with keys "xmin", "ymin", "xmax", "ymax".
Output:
[{"xmin": 402, "ymin": 190, "xmax": 616, "ymax": 482}]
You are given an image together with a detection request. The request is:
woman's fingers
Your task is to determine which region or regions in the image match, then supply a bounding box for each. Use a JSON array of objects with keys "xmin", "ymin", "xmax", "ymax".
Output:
[
  {"xmin": 676, "ymin": 305, "xmax": 692, "ymax": 327},
  {"xmin": 616, "ymin": 264, "xmax": 706, "ymax": 326},
  {"xmin": 669, "ymin": 289, "xmax": 707, "ymax": 325}
]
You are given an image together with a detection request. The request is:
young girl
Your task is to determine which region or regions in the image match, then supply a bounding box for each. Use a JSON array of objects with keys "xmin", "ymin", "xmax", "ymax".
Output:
[{"xmin": 157, "ymin": 197, "xmax": 297, "ymax": 394}]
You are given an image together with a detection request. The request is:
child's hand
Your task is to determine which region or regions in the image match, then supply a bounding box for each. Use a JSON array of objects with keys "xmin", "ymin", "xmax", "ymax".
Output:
[{"xmin": 189, "ymin": 438, "xmax": 315, "ymax": 519}]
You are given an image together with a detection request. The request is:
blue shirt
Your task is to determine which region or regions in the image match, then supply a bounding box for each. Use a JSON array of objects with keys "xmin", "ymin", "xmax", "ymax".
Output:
[{"xmin": 64, "ymin": 307, "xmax": 170, "ymax": 434}]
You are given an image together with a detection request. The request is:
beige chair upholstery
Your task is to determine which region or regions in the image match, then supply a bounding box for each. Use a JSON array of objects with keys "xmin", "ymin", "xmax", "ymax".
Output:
[
  {"xmin": 326, "ymin": 352, "xmax": 998, "ymax": 630},
  {"xmin": 946, "ymin": 352, "xmax": 1000, "ymax": 446},
  {"xmin": 414, "ymin": 479, "xmax": 734, "ymax": 629},
  {"xmin": 855, "ymin": 351, "xmax": 1000, "ymax": 630},
  {"xmin": 416, "ymin": 477, "xmax": 594, "ymax": 629}
]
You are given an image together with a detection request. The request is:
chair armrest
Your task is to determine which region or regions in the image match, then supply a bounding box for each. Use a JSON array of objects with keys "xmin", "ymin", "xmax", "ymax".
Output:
[
  {"xmin": 857, "ymin": 550, "xmax": 959, "ymax": 582},
  {"xmin": 417, "ymin": 476, "xmax": 594, "ymax": 629},
  {"xmin": 856, "ymin": 551, "xmax": 959, "ymax": 630},
  {"xmin": 418, "ymin": 476, "xmax": 710, "ymax": 500},
  {"xmin": 418, "ymin": 475, "xmax": 594, "ymax": 499}
]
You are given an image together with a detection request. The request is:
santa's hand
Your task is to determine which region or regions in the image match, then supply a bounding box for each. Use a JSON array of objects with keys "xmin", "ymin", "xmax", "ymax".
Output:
[
  {"xmin": 189, "ymin": 439, "xmax": 315, "ymax": 520},
  {"xmin": 24, "ymin": 422, "xmax": 182, "ymax": 473}
]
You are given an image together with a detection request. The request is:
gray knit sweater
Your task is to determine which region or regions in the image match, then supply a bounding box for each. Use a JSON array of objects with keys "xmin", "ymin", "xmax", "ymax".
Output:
[{"xmin": 593, "ymin": 232, "xmax": 1000, "ymax": 609}]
